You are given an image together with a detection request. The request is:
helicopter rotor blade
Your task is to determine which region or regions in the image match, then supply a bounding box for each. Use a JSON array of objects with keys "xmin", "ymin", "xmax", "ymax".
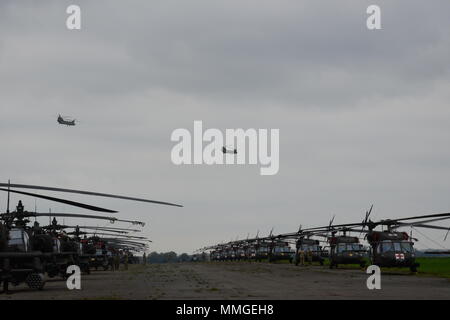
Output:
[
  {"xmin": 0, "ymin": 183, "xmax": 183, "ymax": 207},
  {"xmin": 22, "ymin": 213, "xmax": 145, "ymax": 228},
  {"xmin": 0, "ymin": 188, "xmax": 116, "ymax": 213},
  {"xmin": 398, "ymin": 224, "xmax": 450, "ymax": 231},
  {"xmin": 70, "ymin": 232, "xmax": 148, "ymax": 240},
  {"xmin": 82, "ymin": 225, "xmax": 142, "ymax": 232},
  {"xmin": 392, "ymin": 217, "xmax": 450, "ymax": 228},
  {"xmin": 381, "ymin": 212, "xmax": 450, "ymax": 224}
]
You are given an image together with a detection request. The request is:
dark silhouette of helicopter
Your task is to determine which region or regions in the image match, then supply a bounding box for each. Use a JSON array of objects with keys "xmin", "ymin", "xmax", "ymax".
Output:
[
  {"xmin": 200, "ymin": 206, "xmax": 450, "ymax": 273},
  {"xmin": 57, "ymin": 114, "xmax": 76, "ymax": 126},
  {"xmin": 0, "ymin": 181, "xmax": 181, "ymax": 293},
  {"xmin": 222, "ymin": 146, "xmax": 237, "ymax": 154}
]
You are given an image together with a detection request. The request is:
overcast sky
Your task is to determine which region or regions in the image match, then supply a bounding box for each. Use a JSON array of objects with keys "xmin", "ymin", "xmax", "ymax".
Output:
[{"xmin": 1, "ymin": 0, "xmax": 450, "ymax": 252}]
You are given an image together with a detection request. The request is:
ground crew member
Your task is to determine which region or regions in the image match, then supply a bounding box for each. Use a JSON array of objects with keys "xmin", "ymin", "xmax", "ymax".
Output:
[
  {"xmin": 108, "ymin": 253, "xmax": 115, "ymax": 271},
  {"xmin": 124, "ymin": 252, "xmax": 129, "ymax": 271},
  {"xmin": 307, "ymin": 250, "xmax": 313, "ymax": 265},
  {"xmin": 299, "ymin": 249, "xmax": 305, "ymax": 266},
  {"xmin": 114, "ymin": 253, "xmax": 120, "ymax": 271},
  {"xmin": 143, "ymin": 252, "xmax": 147, "ymax": 265}
]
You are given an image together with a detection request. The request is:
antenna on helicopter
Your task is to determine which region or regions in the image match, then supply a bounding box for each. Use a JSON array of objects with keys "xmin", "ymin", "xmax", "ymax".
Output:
[
  {"xmin": 360, "ymin": 205, "xmax": 373, "ymax": 235},
  {"xmin": 6, "ymin": 179, "xmax": 10, "ymax": 213},
  {"xmin": 444, "ymin": 226, "xmax": 450, "ymax": 241}
]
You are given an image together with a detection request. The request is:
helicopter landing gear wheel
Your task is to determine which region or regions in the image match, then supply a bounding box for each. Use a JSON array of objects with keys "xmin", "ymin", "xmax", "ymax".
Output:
[
  {"xmin": 26, "ymin": 273, "xmax": 45, "ymax": 290},
  {"xmin": 2, "ymin": 280, "xmax": 9, "ymax": 294}
]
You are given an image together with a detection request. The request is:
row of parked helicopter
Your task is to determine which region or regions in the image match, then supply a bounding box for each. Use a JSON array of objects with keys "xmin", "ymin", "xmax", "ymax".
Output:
[
  {"xmin": 198, "ymin": 206, "xmax": 450, "ymax": 271},
  {"xmin": 0, "ymin": 181, "xmax": 182, "ymax": 293}
]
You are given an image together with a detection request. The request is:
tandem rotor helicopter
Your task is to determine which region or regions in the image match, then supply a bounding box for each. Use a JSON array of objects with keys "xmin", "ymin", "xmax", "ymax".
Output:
[
  {"xmin": 0, "ymin": 181, "xmax": 182, "ymax": 293},
  {"xmin": 57, "ymin": 114, "xmax": 76, "ymax": 126}
]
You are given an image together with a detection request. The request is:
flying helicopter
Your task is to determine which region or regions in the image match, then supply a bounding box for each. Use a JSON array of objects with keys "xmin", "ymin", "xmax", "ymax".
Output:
[
  {"xmin": 57, "ymin": 114, "xmax": 76, "ymax": 126},
  {"xmin": 222, "ymin": 146, "xmax": 237, "ymax": 154}
]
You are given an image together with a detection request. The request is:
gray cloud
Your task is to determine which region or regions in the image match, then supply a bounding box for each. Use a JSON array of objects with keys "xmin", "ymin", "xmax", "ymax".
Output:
[{"xmin": 1, "ymin": 0, "xmax": 450, "ymax": 252}]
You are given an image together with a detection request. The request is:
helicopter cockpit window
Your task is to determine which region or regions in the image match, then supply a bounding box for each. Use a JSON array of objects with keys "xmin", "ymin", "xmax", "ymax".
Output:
[
  {"xmin": 53, "ymin": 239, "xmax": 61, "ymax": 253},
  {"xmin": 274, "ymin": 246, "xmax": 289, "ymax": 253},
  {"xmin": 351, "ymin": 244, "xmax": 364, "ymax": 251},
  {"xmin": 301, "ymin": 245, "xmax": 315, "ymax": 251},
  {"xmin": 337, "ymin": 243, "xmax": 363, "ymax": 253},
  {"xmin": 400, "ymin": 241, "xmax": 413, "ymax": 253},
  {"xmin": 8, "ymin": 228, "xmax": 29, "ymax": 252},
  {"xmin": 337, "ymin": 244, "xmax": 347, "ymax": 253},
  {"xmin": 380, "ymin": 241, "xmax": 413, "ymax": 253},
  {"xmin": 381, "ymin": 241, "xmax": 394, "ymax": 252}
]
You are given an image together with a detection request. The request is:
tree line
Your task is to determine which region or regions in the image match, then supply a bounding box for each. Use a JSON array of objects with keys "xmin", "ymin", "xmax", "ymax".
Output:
[{"xmin": 146, "ymin": 251, "xmax": 192, "ymax": 263}]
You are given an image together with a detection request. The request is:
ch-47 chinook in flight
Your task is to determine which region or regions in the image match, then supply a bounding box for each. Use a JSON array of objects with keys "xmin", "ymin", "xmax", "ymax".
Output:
[
  {"xmin": 222, "ymin": 145, "xmax": 237, "ymax": 154},
  {"xmin": 57, "ymin": 114, "xmax": 76, "ymax": 126}
]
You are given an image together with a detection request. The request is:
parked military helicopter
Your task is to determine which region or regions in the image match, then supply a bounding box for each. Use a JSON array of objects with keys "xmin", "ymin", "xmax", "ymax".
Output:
[
  {"xmin": 41, "ymin": 218, "xmax": 146, "ymax": 276},
  {"xmin": 302, "ymin": 207, "xmax": 450, "ymax": 271},
  {"xmin": 0, "ymin": 201, "xmax": 46, "ymax": 292},
  {"xmin": 292, "ymin": 228, "xmax": 327, "ymax": 266},
  {"xmin": 262, "ymin": 229, "xmax": 295, "ymax": 263},
  {"xmin": 200, "ymin": 207, "xmax": 450, "ymax": 273},
  {"xmin": 326, "ymin": 231, "xmax": 367, "ymax": 269},
  {"xmin": 354, "ymin": 207, "xmax": 450, "ymax": 272},
  {"xmin": 0, "ymin": 181, "xmax": 181, "ymax": 292}
]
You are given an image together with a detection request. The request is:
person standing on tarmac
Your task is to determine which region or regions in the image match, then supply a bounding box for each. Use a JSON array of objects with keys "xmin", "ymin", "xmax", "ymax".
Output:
[
  {"xmin": 124, "ymin": 252, "xmax": 129, "ymax": 271},
  {"xmin": 299, "ymin": 249, "xmax": 305, "ymax": 266},
  {"xmin": 114, "ymin": 253, "xmax": 120, "ymax": 271},
  {"xmin": 307, "ymin": 250, "xmax": 313, "ymax": 265}
]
